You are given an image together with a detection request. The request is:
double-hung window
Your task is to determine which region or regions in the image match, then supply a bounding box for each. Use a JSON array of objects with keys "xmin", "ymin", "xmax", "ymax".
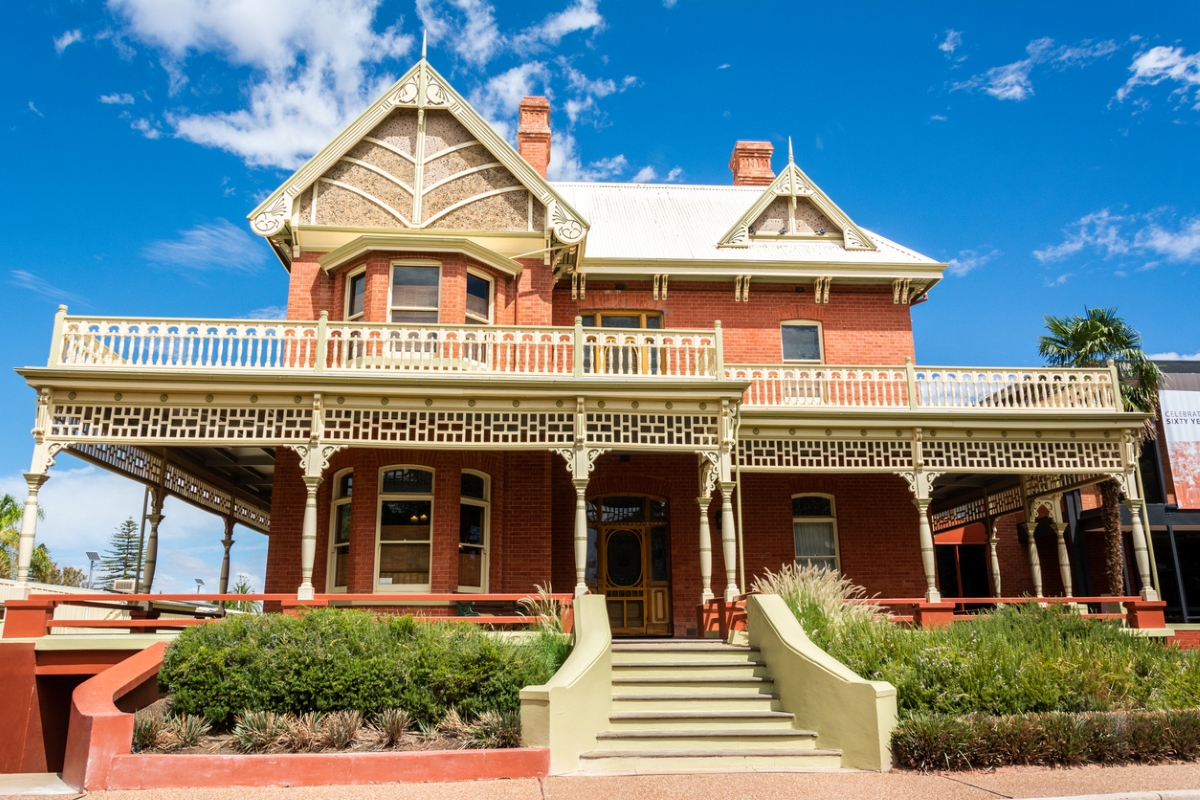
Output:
[
  {"xmin": 781, "ymin": 321, "xmax": 822, "ymax": 362},
  {"xmin": 376, "ymin": 467, "xmax": 434, "ymax": 591},
  {"xmin": 390, "ymin": 264, "xmax": 440, "ymax": 323},
  {"xmin": 458, "ymin": 472, "xmax": 490, "ymax": 591},
  {"xmin": 792, "ymin": 494, "xmax": 839, "ymax": 571},
  {"xmin": 327, "ymin": 471, "xmax": 353, "ymax": 592}
]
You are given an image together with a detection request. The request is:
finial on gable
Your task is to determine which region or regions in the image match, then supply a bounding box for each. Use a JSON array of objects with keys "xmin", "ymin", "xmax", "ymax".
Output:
[
  {"xmin": 422, "ymin": 30, "xmax": 427, "ymax": 59},
  {"xmin": 788, "ymin": 136, "xmax": 794, "ymax": 165}
]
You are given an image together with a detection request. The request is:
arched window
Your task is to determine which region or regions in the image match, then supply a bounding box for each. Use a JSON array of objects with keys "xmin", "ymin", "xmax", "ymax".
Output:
[
  {"xmin": 326, "ymin": 470, "xmax": 353, "ymax": 592},
  {"xmin": 792, "ymin": 494, "xmax": 838, "ymax": 571},
  {"xmin": 458, "ymin": 471, "xmax": 490, "ymax": 592},
  {"xmin": 376, "ymin": 466, "xmax": 435, "ymax": 591}
]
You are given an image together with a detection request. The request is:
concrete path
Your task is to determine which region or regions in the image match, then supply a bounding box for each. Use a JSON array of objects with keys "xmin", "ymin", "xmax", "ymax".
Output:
[{"xmin": 2, "ymin": 763, "xmax": 1199, "ymax": 800}]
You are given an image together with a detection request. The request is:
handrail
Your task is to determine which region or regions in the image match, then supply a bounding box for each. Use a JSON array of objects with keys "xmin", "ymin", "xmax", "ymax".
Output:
[{"xmin": 728, "ymin": 364, "xmax": 1119, "ymax": 411}]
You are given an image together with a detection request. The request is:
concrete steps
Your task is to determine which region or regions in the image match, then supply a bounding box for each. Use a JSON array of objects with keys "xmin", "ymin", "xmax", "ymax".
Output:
[{"xmin": 575, "ymin": 639, "xmax": 843, "ymax": 774}]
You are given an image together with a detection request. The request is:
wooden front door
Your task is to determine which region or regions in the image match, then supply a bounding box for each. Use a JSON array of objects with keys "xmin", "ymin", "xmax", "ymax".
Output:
[{"xmin": 588, "ymin": 495, "xmax": 672, "ymax": 636}]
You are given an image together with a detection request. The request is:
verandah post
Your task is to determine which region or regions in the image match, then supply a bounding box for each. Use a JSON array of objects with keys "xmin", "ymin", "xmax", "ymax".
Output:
[
  {"xmin": 315, "ymin": 310, "xmax": 328, "ymax": 373},
  {"xmin": 47, "ymin": 304, "xmax": 67, "ymax": 367},
  {"xmin": 573, "ymin": 315, "xmax": 584, "ymax": 378},
  {"xmin": 698, "ymin": 497, "xmax": 714, "ymax": 603},
  {"xmin": 218, "ymin": 517, "xmax": 235, "ymax": 595}
]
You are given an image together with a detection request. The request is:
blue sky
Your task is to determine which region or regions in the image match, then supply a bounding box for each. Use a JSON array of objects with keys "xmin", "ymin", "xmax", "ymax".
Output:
[{"xmin": 4, "ymin": 0, "xmax": 1200, "ymax": 588}]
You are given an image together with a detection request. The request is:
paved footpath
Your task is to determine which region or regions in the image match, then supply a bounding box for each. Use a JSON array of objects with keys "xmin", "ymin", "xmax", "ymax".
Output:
[{"xmin": 4, "ymin": 763, "xmax": 1200, "ymax": 800}]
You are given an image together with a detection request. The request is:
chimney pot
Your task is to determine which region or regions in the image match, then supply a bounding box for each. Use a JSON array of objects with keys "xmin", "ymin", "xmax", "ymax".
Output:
[
  {"xmin": 518, "ymin": 96, "xmax": 552, "ymax": 178},
  {"xmin": 729, "ymin": 141, "xmax": 775, "ymax": 186}
]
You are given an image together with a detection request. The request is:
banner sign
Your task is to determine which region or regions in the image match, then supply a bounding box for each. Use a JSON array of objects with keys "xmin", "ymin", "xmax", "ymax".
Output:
[{"xmin": 1162, "ymin": 389, "xmax": 1200, "ymax": 509}]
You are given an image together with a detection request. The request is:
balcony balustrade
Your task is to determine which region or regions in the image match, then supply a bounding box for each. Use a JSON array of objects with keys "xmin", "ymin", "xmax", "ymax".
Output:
[{"xmin": 47, "ymin": 313, "xmax": 1120, "ymax": 412}]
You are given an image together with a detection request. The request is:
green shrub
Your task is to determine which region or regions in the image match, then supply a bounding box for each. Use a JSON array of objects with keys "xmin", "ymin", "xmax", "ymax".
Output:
[
  {"xmin": 892, "ymin": 710, "xmax": 1200, "ymax": 771},
  {"xmin": 160, "ymin": 608, "xmax": 569, "ymax": 728},
  {"xmin": 757, "ymin": 566, "xmax": 1200, "ymax": 717}
]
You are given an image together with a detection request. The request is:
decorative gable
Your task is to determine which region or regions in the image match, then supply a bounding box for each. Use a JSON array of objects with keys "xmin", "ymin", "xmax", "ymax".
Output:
[
  {"xmin": 718, "ymin": 141, "xmax": 875, "ymax": 250},
  {"xmin": 248, "ymin": 57, "xmax": 584, "ymax": 256}
]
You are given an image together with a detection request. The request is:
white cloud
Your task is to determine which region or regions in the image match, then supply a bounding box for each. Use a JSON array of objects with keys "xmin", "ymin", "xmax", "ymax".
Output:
[
  {"xmin": 468, "ymin": 61, "xmax": 550, "ymax": 140},
  {"xmin": 930, "ymin": 114, "xmax": 948, "ymax": 121},
  {"xmin": 142, "ymin": 218, "xmax": 269, "ymax": 272},
  {"xmin": 109, "ymin": 0, "xmax": 415, "ymax": 169},
  {"xmin": 99, "ymin": 93, "xmax": 136, "ymax": 105},
  {"xmin": 953, "ymin": 37, "xmax": 1119, "ymax": 101},
  {"xmin": 9, "ymin": 271, "xmax": 84, "ymax": 304},
  {"xmin": 54, "ymin": 29, "xmax": 83, "ymax": 54},
  {"xmin": 946, "ymin": 248, "xmax": 1000, "ymax": 277},
  {"xmin": 244, "ymin": 304, "xmax": 288, "ymax": 319},
  {"xmin": 938, "ymin": 29, "xmax": 963, "ymax": 56},
  {"xmin": 559, "ymin": 63, "xmax": 635, "ymax": 123},
  {"xmin": 631, "ymin": 165, "xmax": 657, "ymax": 182},
  {"xmin": 548, "ymin": 132, "xmax": 626, "ymax": 181},
  {"xmin": 716, "ymin": 63, "xmax": 730, "ymax": 70},
  {"xmin": 512, "ymin": 0, "xmax": 604, "ymax": 52},
  {"xmin": 1116, "ymin": 45, "xmax": 1200, "ymax": 109},
  {"xmin": 130, "ymin": 117, "xmax": 162, "ymax": 139},
  {"xmin": 663, "ymin": 0, "xmax": 678, "ymax": 6},
  {"xmin": 665, "ymin": 167, "xmax": 683, "ymax": 182},
  {"xmin": 1149, "ymin": 351, "xmax": 1200, "ymax": 361},
  {"xmin": 0, "ymin": 460, "xmax": 267, "ymax": 594},
  {"xmin": 1035, "ymin": 209, "xmax": 1200, "ymax": 265},
  {"xmin": 28, "ymin": 101, "xmax": 43, "ymax": 117},
  {"xmin": 417, "ymin": 0, "xmax": 502, "ymax": 67}
]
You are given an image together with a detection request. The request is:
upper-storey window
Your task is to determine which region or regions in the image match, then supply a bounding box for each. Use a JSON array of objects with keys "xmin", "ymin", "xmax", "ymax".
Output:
[
  {"xmin": 465, "ymin": 271, "xmax": 493, "ymax": 325},
  {"xmin": 781, "ymin": 321, "xmax": 823, "ymax": 362},
  {"xmin": 581, "ymin": 311, "xmax": 662, "ymax": 329},
  {"xmin": 346, "ymin": 269, "xmax": 366, "ymax": 321},
  {"xmin": 391, "ymin": 264, "xmax": 440, "ymax": 324}
]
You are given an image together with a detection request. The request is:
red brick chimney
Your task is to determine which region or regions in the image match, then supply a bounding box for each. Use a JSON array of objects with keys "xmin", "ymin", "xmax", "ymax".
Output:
[
  {"xmin": 518, "ymin": 96, "xmax": 552, "ymax": 178},
  {"xmin": 729, "ymin": 141, "xmax": 775, "ymax": 186}
]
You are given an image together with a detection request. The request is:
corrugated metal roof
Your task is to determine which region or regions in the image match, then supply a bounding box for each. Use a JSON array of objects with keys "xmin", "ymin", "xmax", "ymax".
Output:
[{"xmin": 551, "ymin": 182, "xmax": 941, "ymax": 267}]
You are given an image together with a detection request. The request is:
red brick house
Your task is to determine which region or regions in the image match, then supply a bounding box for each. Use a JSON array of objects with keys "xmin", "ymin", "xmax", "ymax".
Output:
[{"xmin": 12, "ymin": 56, "xmax": 1158, "ymax": 636}]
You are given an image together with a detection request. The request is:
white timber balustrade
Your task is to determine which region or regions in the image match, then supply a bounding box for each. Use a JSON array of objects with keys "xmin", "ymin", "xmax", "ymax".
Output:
[{"xmin": 726, "ymin": 363, "xmax": 1118, "ymax": 411}]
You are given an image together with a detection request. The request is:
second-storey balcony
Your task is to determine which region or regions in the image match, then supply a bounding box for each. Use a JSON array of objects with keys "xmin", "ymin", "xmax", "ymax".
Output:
[{"xmin": 46, "ymin": 312, "xmax": 1122, "ymax": 414}]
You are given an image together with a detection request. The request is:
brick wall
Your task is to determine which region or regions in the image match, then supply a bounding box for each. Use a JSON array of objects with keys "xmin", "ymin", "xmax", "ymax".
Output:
[{"xmin": 552, "ymin": 280, "xmax": 915, "ymax": 365}]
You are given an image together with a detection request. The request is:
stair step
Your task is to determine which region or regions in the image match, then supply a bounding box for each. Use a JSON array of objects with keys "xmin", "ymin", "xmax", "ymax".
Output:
[
  {"xmin": 612, "ymin": 676, "xmax": 773, "ymax": 695},
  {"xmin": 612, "ymin": 693, "xmax": 780, "ymax": 712},
  {"xmin": 596, "ymin": 729, "xmax": 818, "ymax": 752},
  {"xmin": 614, "ymin": 661, "xmax": 766, "ymax": 668},
  {"xmin": 609, "ymin": 710, "xmax": 795, "ymax": 730},
  {"xmin": 613, "ymin": 663, "xmax": 768, "ymax": 679},
  {"xmin": 577, "ymin": 748, "xmax": 843, "ymax": 773},
  {"xmin": 613, "ymin": 648, "xmax": 763, "ymax": 664}
]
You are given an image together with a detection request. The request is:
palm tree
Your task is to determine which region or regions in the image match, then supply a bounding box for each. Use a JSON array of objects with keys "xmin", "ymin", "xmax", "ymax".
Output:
[{"xmin": 1039, "ymin": 307, "xmax": 1162, "ymax": 596}]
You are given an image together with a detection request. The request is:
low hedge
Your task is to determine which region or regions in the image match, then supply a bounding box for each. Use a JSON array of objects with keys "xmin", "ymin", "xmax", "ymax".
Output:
[
  {"xmin": 159, "ymin": 609, "xmax": 568, "ymax": 728},
  {"xmin": 893, "ymin": 709, "xmax": 1200, "ymax": 771}
]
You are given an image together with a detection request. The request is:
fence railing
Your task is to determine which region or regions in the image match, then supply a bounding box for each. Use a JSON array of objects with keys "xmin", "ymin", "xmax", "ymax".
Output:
[
  {"xmin": 52, "ymin": 313, "xmax": 721, "ymax": 380},
  {"xmin": 2, "ymin": 592, "xmax": 573, "ymax": 638},
  {"xmin": 726, "ymin": 364, "xmax": 1119, "ymax": 411}
]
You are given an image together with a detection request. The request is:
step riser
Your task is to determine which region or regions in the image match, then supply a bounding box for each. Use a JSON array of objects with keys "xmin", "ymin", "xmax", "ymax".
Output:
[
  {"xmin": 578, "ymin": 754, "xmax": 843, "ymax": 773},
  {"xmin": 614, "ymin": 665, "xmax": 770, "ymax": 679},
  {"xmin": 608, "ymin": 717, "xmax": 796, "ymax": 731},
  {"xmin": 613, "ymin": 681, "xmax": 773, "ymax": 695},
  {"xmin": 597, "ymin": 736, "xmax": 817, "ymax": 752},
  {"xmin": 612, "ymin": 651, "xmax": 762, "ymax": 664},
  {"xmin": 612, "ymin": 698, "xmax": 780, "ymax": 712}
]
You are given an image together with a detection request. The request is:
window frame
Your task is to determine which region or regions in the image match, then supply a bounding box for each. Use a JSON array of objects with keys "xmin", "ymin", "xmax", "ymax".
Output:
[
  {"xmin": 344, "ymin": 266, "xmax": 367, "ymax": 322},
  {"xmin": 580, "ymin": 311, "xmax": 663, "ymax": 329},
  {"xmin": 325, "ymin": 468, "xmax": 354, "ymax": 593},
  {"xmin": 457, "ymin": 470, "xmax": 491, "ymax": 593},
  {"xmin": 791, "ymin": 492, "xmax": 839, "ymax": 572},
  {"xmin": 374, "ymin": 465, "xmax": 435, "ymax": 592},
  {"xmin": 780, "ymin": 319, "xmax": 824, "ymax": 364},
  {"xmin": 388, "ymin": 258, "xmax": 442, "ymax": 325},
  {"xmin": 464, "ymin": 268, "xmax": 494, "ymax": 325}
]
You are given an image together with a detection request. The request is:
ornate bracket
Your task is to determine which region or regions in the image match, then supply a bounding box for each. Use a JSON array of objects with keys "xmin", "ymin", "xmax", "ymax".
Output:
[
  {"xmin": 814, "ymin": 276, "xmax": 832, "ymax": 304},
  {"xmin": 653, "ymin": 274, "xmax": 669, "ymax": 300},
  {"xmin": 551, "ymin": 201, "xmax": 586, "ymax": 244},
  {"xmin": 697, "ymin": 451, "xmax": 720, "ymax": 498},
  {"xmin": 291, "ymin": 443, "xmax": 346, "ymax": 478},
  {"xmin": 898, "ymin": 469, "xmax": 942, "ymax": 502},
  {"xmin": 553, "ymin": 446, "xmax": 609, "ymax": 482},
  {"xmin": 892, "ymin": 278, "xmax": 912, "ymax": 304},
  {"xmin": 250, "ymin": 195, "xmax": 289, "ymax": 238}
]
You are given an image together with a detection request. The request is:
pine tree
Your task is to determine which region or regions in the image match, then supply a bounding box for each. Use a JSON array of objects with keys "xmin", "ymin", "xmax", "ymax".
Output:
[{"xmin": 99, "ymin": 518, "xmax": 142, "ymax": 589}]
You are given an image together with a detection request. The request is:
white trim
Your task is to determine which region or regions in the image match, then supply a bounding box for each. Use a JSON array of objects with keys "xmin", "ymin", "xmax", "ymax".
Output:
[
  {"xmin": 780, "ymin": 319, "xmax": 824, "ymax": 364},
  {"xmin": 464, "ymin": 267, "xmax": 494, "ymax": 325},
  {"xmin": 388, "ymin": 261, "xmax": 442, "ymax": 324},
  {"xmin": 316, "ymin": 177, "xmax": 411, "ymax": 226},
  {"xmin": 791, "ymin": 492, "xmax": 839, "ymax": 572},
  {"xmin": 344, "ymin": 266, "xmax": 367, "ymax": 322},
  {"xmin": 326, "ymin": 468, "xmax": 354, "ymax": 593},
  {"xmin": 424, "ymin": 139, "xmax": 482, "ymax": 162},
  {"xmin": 362, "ymin": 136, "xmax": 418, "ymax": 164},
  {"xmin": 422, "ymin": 162, "xmax": 504, "ymax": 196},
  {"xmin": 338, "ymin": 156, "xmax": 416, "ymax": 195},
  {"xmin": 457, "ymin": 469, "xmax": 491, "ymax": 593},
  {"xmin": 422, "ymin": 185, "xmax": 526, "ymax": 227},
  {"xmin": 375, "ymin": 465, "xmax": 436, "ymax": 593}
]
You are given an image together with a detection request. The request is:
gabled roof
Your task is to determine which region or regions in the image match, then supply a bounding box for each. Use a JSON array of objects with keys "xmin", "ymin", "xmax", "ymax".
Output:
[
  {"xmin": 552, "ymin": 182, "xmax": 942, "ymax": 276},
  {"xmin": 718, "ymin": 141, "xmax": 875, "ymax": 250},
  {"xmin": 246, "ymin": 58, "xmax": 588, "ymax": 248}
]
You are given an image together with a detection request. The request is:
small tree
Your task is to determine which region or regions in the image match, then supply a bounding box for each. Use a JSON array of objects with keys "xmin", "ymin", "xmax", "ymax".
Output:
[
  {"xmin": 99, "ymin": 518, "xmax": 142, "ymax": 589},
  {"xmin": 230, "ymin": 573, "xmax": 261, "ymax": 613},
  {"xmin": 0, "ymin": 494, "xmax": 81, "ymax": 586},
  {"xmin": 1039, "ymin": 307, "xmax": 1162, "ymax": 596}
]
